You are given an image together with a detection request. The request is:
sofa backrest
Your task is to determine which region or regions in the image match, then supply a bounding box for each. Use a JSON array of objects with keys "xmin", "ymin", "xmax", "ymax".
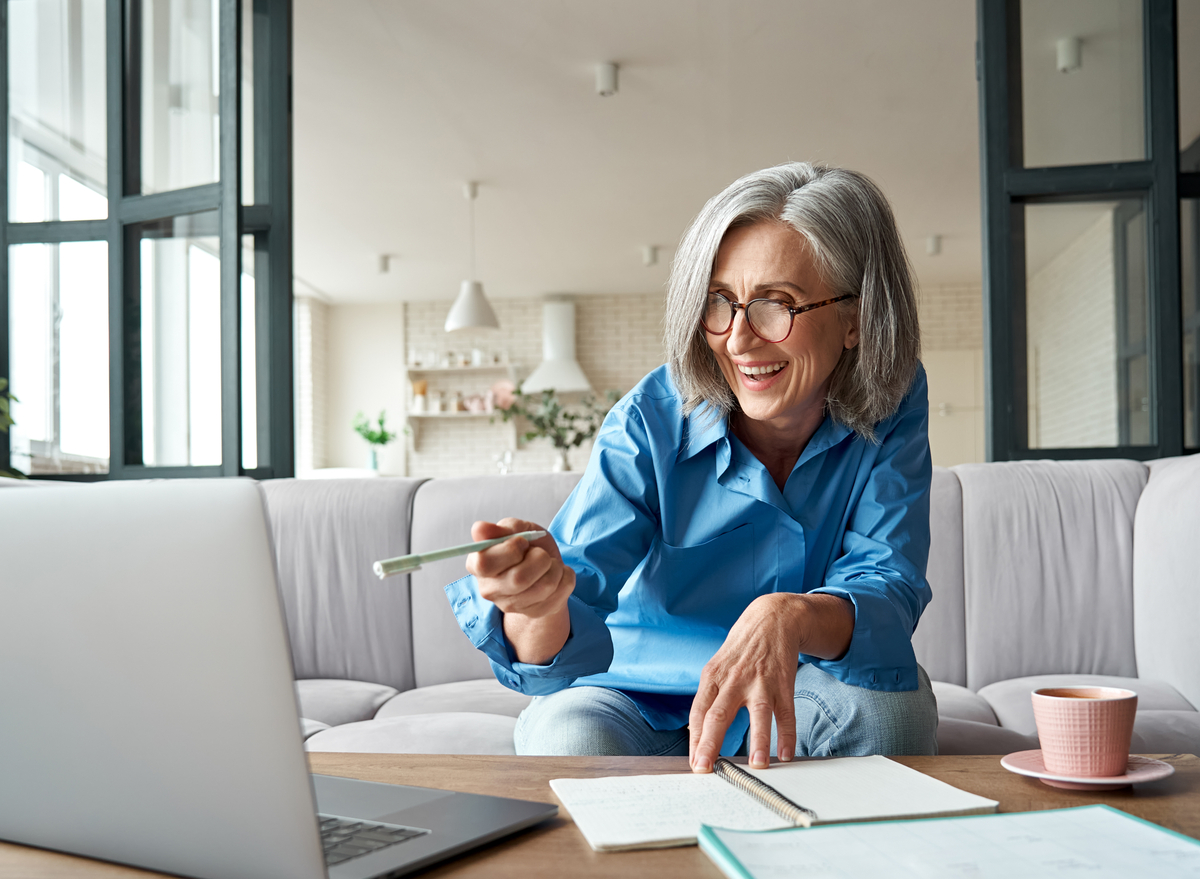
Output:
[
  {"xmin": 954, "ymin": 459, "xmax": 1147, "ymax": 691},
  {"xmin": 1133, "ymin": 454, "xmax": 1200, "ymax": 709},
  {"xmin": 912, "ymin": 466, "xmax": 967, "ymax": 687},
  {"xmin": 260, "ymin": 477, "xmax": 425, "ymax": 692},
  {"xmin": 409, "ymin": 473, "xmax": 584, "ymax": 688}
]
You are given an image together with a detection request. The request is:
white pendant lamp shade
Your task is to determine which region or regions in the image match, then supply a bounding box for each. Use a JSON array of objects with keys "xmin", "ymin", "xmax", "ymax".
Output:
[
  {"xmin": 445, "ymin": 280, "xmax": 499, "ymax": 332},
  {"xmin": 444, "ymin": 181, "xmax": 500, "ymax": 333},
  {"xmin": 521, "ymin": 300, "xmax": 592, "ymax": 394}
]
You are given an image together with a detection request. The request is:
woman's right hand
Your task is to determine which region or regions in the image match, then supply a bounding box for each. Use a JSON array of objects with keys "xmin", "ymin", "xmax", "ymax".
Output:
[{"xmin": 465, "ymin": 518, "xmax": 574, "ymax": 664}]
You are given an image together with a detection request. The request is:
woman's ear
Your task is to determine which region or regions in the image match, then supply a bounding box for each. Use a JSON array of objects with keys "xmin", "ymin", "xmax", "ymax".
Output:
[{"xmin": 842, "ymin": 309, "xmax": 860, "ymax": 350}]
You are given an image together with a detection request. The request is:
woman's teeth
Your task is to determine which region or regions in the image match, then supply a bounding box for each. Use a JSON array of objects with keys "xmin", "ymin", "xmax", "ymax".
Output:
[{"xmin": 738, "ymin": 362, "xmax": 785, "ymax": 377}]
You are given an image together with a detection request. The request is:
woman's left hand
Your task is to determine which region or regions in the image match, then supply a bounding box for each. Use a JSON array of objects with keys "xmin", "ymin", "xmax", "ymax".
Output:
[{"xmin": 688, "ymin": 592, "xmax": 854, "ymax": 772}]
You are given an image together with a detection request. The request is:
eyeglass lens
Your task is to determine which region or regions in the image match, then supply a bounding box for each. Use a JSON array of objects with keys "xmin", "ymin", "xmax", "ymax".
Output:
[{"xmin": 703, "ymin": 294, "xmax": 794, "ymax": 342}]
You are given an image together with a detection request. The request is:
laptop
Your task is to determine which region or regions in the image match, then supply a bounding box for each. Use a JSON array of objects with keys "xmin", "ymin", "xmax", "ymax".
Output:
[{"xmin": 0, "ymin": 478, "xmax": 557, "ymax": 879}]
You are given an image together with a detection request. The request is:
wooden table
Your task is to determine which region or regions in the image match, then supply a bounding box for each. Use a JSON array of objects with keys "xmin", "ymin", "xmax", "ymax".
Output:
[{"xmin": 2, "ymin": 754, "xmax": 1197, "ymax": 877}]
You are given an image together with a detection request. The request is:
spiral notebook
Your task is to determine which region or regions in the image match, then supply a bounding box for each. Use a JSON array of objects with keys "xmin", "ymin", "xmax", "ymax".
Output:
[{"xmin": 549, "ymin": 756, "xmax": 998, "ymax": 851}]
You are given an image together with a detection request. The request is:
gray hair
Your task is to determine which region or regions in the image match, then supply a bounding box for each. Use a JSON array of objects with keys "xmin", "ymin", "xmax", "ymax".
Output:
[{"xmin": 664, "ymin": 162, "xmax": 920, "ymax": 442}]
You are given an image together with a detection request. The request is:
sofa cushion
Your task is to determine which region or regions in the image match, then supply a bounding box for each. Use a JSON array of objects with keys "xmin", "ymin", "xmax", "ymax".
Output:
[
  {"xmin": 408, "ymin": 473, "xmax": 584, "ymax": 688},
  {"xmin": 376, "ymin": 678, "xmax": 532, "ymax": 719},
  {"xmin": 954, "ymin": 459, "xmax": 1146, "ymax": 691},
  {"xmin": 261, "ymin": 477, "xmax": 426, "ymax": 692},
  {"xmin": 1133, "ymin": 454, "xmax": 1200, "ymax": 711},
  {"xmin": 977, "ymin": 674, "xmax": 1195, "ymax": 736},
  {"xmin": 913, "ymin": 468, "xmax": 967, "ymax": 687},
  {"xmin": 300, "ymin": 718, "xmax": 331, "ymax": 740},
  {"xmin": 932, "ymin": 681, "xmax": 998, "ymax": 725},
  {"xmin": 935, "ymin": 718, "xmax": 1037, "ymax": 756},
  {"xmin": 294, "ymin": 679, "xmax": 400, "ymax": 727},
  {"xmin": 1130, "ymin": 711, "xmax": 1200, "ymax": 754},
  {"xmin": 303, "ymin": 713, "xmax": 518, "ymax": 755}
]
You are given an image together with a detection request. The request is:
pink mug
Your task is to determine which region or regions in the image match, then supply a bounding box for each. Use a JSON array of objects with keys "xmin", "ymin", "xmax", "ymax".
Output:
[{"xmin": 1031, "ymin": 687, "xmax": 1137, "ymax": 778}]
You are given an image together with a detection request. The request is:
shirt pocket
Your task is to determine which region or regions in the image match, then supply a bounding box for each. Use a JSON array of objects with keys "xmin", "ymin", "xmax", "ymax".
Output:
[{"xmin": 635, "ymin": 523, "xmax": 758, "ymax": 626}]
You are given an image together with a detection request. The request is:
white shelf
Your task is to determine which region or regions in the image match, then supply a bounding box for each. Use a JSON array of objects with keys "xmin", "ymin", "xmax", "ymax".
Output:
[
  {"xmin": 406, "ymin": 364, "xmax": 514, "ymax": 376},
  {"xmin": 406, "ymin": 410, "xmax": 509, "ymax": 445}
]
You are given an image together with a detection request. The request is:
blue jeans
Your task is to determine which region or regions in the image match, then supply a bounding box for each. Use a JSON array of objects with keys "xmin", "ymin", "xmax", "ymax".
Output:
[{"xmin": 513, "ymin": 663, "xmax": 938, "ymax": 757}]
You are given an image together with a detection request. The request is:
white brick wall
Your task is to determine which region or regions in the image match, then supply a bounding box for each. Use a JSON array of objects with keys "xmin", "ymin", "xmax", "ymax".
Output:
[
  {"xmin": 918, "ymin": 286, "xmax": 983, "ymax": 351},
  {"xmin": 293, "ymin": 296, "xmax": 328, "ymax": 472},
  {"xmin": 1027, "ymin": 211, "xmax": 1119, "ymax": 448}
]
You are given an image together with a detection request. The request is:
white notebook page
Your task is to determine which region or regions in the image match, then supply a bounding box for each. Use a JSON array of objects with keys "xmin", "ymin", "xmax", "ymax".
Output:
[
  {"xmin": 549, "ymin": 773, "xmax": 790, "ymax": 851},
  {"xmin": 741, "ymin": 755, "xmax": 998, "ymax": 824}
]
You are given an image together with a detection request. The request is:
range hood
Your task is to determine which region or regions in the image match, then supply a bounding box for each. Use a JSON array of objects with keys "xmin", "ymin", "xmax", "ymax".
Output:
[{"xmin": 520, "ymin": 300, "xmax": 593, "ymax": 394}]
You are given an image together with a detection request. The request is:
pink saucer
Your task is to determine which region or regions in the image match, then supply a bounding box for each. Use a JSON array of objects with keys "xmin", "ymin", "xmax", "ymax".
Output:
[{"xmin": 1000, "ymin": 750, "xmax": 1175, "ymax": 791}]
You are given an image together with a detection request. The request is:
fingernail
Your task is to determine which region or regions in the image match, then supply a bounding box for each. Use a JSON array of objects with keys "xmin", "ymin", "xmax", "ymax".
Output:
[
  {"xmin": 695, "ymin": 756, "xmax": 711, "ymax": 773},
  {"xmin": 752, "ymin": 750, "xmax": 768, "ymax": 768},
  {"xmin": 780, "ymin": 748, "xmax": 793, "ymax": 763}
]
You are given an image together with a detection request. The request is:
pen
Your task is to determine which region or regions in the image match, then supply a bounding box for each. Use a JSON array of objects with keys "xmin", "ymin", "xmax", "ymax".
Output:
[{"xmin": 373, "ymin": 530, "xmax": 547, "ymax": 578}]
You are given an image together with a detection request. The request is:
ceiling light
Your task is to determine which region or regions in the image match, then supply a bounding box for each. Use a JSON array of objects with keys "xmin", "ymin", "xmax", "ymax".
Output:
[
  {"xmin": 596, "ymin": 62, "xmax": 618, "ymax": 97},
  {"xmin": 1056, "ymin": 37, "xmax": 1081, "ymax": 73},
  {"xmin": 445, "ymin": 181, "xmax": 500, "ymax": 333},
  {"xmin": 926, "ymin": 235, "xmax": 942, "ymax": 256},
  {"xmin": 642, "ymin": 245, "xmax": 658, "ymax": 266}
]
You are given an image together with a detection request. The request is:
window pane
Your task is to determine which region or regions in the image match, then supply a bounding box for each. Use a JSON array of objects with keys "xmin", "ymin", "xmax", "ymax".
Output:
[
  {"xmin": 8, "ymin": 242, "xmax": 109, "ymax": 475},
  {"xmin": 135, "ymin": 212, "xmax": 221, "ymax": 467},
  {"xmin": 138, "ymin": 0, "xmax": 219, "ymax": 193},
  {"xmin": 1184, "ymin": 200, "xmax": 1199, "ymax": 450},
  {"xmin": 242, "ymin": 0, "xmax": 254, "ymax": 205},
  {"xmin": 241, "ymin": 235, "xmax": 256, "ymax": 469},
  {"xmin": 1181, "ymin": 0, "xmax": 1200, "ymax": 165},
  {"xmin": 8, "ymin": 0, "xmax": 107, "ymax": 221},
  {"xmin": 1025, "ymin": 199, "xmax": 1151, "ymax": 448},
  {"xmin": 1020, "ymin": 0, "xmax": 1144, "ymax": 168}
]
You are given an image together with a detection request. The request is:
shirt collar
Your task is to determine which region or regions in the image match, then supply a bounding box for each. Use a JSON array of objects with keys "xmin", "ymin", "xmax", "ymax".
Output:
[{"xmin": 678, "ymin": 401, "xmax": 729, "ymax": 463}]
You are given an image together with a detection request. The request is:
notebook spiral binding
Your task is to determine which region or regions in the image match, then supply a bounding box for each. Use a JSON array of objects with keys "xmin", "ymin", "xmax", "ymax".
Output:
[{"xmin": 713, "ymin": 758, "xmax": 817, "ymax": 827}]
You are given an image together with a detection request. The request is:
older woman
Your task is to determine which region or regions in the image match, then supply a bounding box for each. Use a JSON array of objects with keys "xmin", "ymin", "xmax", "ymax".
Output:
[{"xmin": 446, "ymin": 162, "xmax": 937, "ymax": 772}]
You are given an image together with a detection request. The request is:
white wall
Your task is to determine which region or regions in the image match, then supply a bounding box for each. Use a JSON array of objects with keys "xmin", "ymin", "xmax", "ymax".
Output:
[
  {"xmin": 324, "ymin": 303, "xmax": 407, "ymax": 474},
  {"xmin": 309, "ymin": 285, "xmax": 990, "ymax": 477}
]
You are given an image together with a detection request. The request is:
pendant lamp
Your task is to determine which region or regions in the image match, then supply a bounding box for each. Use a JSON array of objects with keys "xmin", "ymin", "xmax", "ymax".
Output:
[{"xmin": 445, "ymin": 182, "xmax": 500, "ymax": 332}]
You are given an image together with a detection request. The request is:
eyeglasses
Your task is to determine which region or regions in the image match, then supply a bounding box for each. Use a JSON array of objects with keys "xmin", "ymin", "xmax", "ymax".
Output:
[{"xmin": 701, "ymin": 291, "xmax": 859, "ymax": 343}]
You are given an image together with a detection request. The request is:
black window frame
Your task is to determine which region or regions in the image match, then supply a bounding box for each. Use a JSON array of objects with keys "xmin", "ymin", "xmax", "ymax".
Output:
[
  {"xmin": 0, "ymin": 0, "xmax": 293, "ymax": 480},
  {"xmin": 977, "ymin": 0, "xmax": 1196, "ymax": 461}
]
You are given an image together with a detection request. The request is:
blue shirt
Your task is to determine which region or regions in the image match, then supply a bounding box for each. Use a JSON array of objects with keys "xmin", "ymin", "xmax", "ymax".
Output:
[{"xmin": 446, "ymin": 364, "xmax": 933, "ymax": 755}]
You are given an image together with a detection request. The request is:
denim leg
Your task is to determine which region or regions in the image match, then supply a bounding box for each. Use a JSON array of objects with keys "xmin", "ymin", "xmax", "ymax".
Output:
[
  {"xmin": 513, "ymin": 687, "xmax": 691, "ymax": 757},
  {"xmin": 774, "ymin": 663, "xmax": 938, "ymax": 757}
]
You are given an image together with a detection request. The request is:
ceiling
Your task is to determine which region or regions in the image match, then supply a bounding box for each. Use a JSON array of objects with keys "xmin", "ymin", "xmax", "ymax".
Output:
[{"xmin": 292, "ymin": 0, "xmax": 984, "ymax": 304}]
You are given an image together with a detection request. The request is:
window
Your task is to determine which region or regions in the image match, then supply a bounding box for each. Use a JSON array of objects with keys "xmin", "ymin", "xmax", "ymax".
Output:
[
  {"xmin": 2, "ymin": 0, "xmax": 293, "ymax": 479},
  {"xmin": 978, "ymin": 0, "xmax": 1197, "ymax": 460}
]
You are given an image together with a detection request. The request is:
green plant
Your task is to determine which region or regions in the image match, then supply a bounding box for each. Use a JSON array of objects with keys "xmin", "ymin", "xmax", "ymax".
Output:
[
  {"xmin": 0, "ymin": 377, "xmax": 15, "ymax": 435},
  {"xmin": 0, "ymin": 377, "xmax": 26, "ymax": 478},
  {"xmin": 353, "ymin": 410, "xmax": 398, "ymax": 447},
  {"xmin": 495, "ymin": 388, "xmax": 620, "ymax": 450}
]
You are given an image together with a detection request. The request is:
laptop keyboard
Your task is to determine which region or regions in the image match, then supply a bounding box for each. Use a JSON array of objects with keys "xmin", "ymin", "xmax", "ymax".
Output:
[{"xmin": 319, "ymin": 814, "xmax": 429, "ymax": 867}]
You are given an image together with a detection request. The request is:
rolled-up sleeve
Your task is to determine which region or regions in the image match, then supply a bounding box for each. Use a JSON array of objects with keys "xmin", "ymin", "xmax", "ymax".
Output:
[
  {"xmin": 806, "ymin": 370, "xmax": 933, "ymax": 691},
  {"xmin": 443, "ymin": 400, "xmax": 664, "ymax": 695}
]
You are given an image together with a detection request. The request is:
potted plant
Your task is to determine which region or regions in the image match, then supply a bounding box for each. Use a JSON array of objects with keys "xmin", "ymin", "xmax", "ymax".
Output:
[
  {"xmin": 494, "ymin": 385, "xmax": 619, "ymax": 472},
  {"xmin": 0, "ymin": 377, "xmax": 24, "ymax": 479},
  {"xmin": 353, "ymin": 410, "xmax": 398, "ymax": 471}
]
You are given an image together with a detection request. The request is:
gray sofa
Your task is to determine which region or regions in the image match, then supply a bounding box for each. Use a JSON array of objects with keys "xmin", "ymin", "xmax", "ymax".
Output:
[{"xmin": 261, "ymin": 454, "xmax": 1200, "ymax": 758}]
